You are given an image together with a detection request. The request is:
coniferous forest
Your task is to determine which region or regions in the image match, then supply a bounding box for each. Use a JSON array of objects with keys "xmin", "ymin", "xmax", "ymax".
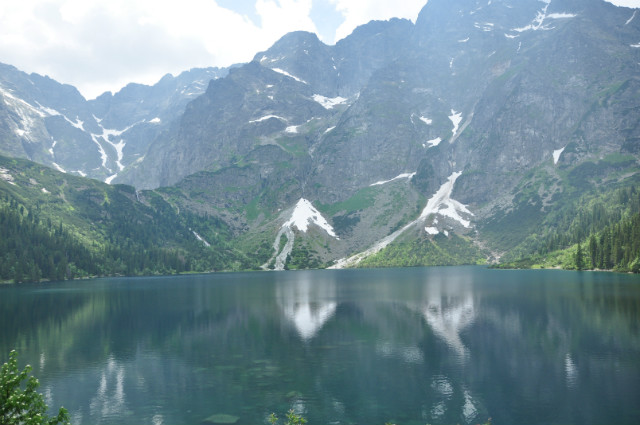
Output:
[
  {"xmin": 3, "ymin": 153, "xmax": 640, "ymax": 281},
  {"xmin": 0, "ymin": 197, "xmax": 254, "ymax": 283},
  {"xmin": 0, "ymin": 156, "xmax": 256, "ymax": 283},
  {"xmin": 495, "ymin": 186, "xmax": 640, "ymax": 272}
]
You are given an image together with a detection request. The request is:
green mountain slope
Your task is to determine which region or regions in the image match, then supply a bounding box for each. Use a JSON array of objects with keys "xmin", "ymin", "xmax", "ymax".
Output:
[
  {"xmin": 0, "ymin": 155, "xmax": 252, "ymax": 282},
  {"xmin": 493, "ymin": 184, "xmax": 640, "ymax": 272}
]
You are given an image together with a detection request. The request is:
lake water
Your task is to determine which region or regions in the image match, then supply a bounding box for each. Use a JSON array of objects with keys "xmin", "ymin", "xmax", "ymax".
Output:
[{"xmin": 1, "ymin": 266, "xmax": 639, "ymax": 425}]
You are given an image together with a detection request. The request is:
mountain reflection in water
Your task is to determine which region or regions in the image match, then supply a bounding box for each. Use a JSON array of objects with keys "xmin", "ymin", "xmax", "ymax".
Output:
[{"xmin": 0, "ymin": 267, "xmax": 639, "ymax": 425}]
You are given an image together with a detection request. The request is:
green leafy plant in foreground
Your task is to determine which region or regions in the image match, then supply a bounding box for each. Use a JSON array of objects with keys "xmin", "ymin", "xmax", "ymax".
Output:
[
  {"xmin": 0, "ymin": 350, "xmax": 70, "ymax": 425},
  {"xmin": 268, "ymin": 410, "xmax": 307, "ymax": 425}
]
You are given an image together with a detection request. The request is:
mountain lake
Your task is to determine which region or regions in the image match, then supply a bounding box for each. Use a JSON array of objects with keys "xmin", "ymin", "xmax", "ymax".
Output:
[{"xmin": 1, "ymin": 266, "xmax": 639, "ymax": 425}]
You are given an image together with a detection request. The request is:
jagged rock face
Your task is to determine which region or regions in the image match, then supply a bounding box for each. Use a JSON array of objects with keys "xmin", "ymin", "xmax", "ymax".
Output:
[
  {"xmin": 125, "ymin": 0, "xmax": 638, "ymax": 199},
  {"xmin": 0, "ymin": 63, "xmax": 229, "ymax": 182},
  {"xmin": 113, "ymin": 0, "xmax": 640, "ymax": 246},
  {"xmin": 1, "ymin": 0, "xmax": 639, "ymax": 265},
  {"xmin": 447, "ymin": 0, "xmax": 640, "ymax": 205},
  {"xmin": 125, "ymin": 62, "xmax": 332, "ymax": 189}
]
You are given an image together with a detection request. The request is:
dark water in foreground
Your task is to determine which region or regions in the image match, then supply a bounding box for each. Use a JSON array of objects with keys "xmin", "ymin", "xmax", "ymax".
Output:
[{"xmin": 1, "ymin": 266, "xmax": 639, "ymax": 425}]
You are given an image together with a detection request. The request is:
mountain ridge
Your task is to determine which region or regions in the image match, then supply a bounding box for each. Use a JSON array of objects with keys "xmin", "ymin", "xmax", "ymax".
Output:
[{"xmin": 1, "ymin": 0, "xmax": 640, "ymax": 273}]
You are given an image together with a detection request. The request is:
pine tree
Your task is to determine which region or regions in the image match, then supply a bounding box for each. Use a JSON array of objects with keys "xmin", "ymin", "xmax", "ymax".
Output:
[
  {"xmin": 575, "ymin": 241, "xmax": 585, "ymax": 270},
  {"xmin": 588, "ymin": 234, "xmax": 597, "ymax": 269}
]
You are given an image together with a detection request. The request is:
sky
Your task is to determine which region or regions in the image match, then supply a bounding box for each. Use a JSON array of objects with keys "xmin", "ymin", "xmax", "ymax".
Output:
[{"xmin": 1, "ymin": 0, "xmax": 639, "ymax": 99}]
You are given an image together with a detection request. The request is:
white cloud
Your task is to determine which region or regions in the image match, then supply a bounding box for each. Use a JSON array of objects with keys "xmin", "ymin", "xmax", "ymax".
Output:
[
  {"xmin": 329, "ymin": 0, "xmax": 426, "ymax": 41},
  {"xmin": 0, "ymin": 0, "xmax": 318, "ymax": 99},
  {"xmin": 604, "ymin": 0, "xmax": 640, "ymax": 6},
  {"xmin": 1, "ymin": 0, "xmax": 638, "ymax": 99}
]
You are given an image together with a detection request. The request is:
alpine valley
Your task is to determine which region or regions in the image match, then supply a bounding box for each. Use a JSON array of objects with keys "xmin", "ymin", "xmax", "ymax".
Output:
[{"xmin": 2, "ymin": 0, "xmax": 640, "ymax": 281}]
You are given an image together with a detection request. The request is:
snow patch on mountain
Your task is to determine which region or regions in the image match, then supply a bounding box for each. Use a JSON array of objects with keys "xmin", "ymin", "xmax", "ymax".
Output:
[
  {"xmin": 267, "ymin": 199, "xmax": 338, "ymax": 271},
  {"xmin": 52, "ymin": 163, "xmax": 66, "ymax": 173},
  {"xmin": 547, "ymin": 13, "xmax": 576, "ymax": 19},
  {"xmin": 553, "ymin": 146, "xmax": 565, "ymax": 164},
  {"xmin": 449, "ymin": 110, "xmax": 463, "ymax": 136},
  {"xmin": 191, "ymin": 230, "xmax": 211, "ymax": 247},
  {"xmin": 419, "ymin": 116, "xmax": 433, "ymax": 125},
  {"xmin": 270, "ymin": 227, "xmax": 295, "ymax": 270},
  {"xmin": 0, "ymin": 87, "xmax": 43, "ymax": 117},
  {"xmin": 34, "ymin": 101, "xmax": 88, "ymax": 133},
  {"xmin": 272, "ymin": 68, "xmax": 308, "ymax": 84},
  {"xmin": 332, "ymin": 172, "xmax": 472, "ymax": 268},
  {"xmin": 285, "ymin": 125, "xmax": 299, "ymax": 134},
  {"xmin": 419, "ymin": 171, "xmax": 473, "ymax": 229},
  {"xmin": 36, "ymin": 103, "xmax": 60, "ymax": 117},
  {"xmin": 90, "ymin": 135, "xmax": 109, "ymax": 170},
  {"xmin": 475, "ymin": 22, "xmax": 494, "ymax": 32},
  {"xmin": 285, "ymin": 198, "xmax": 337, "ymax": 238},
  {"xmin": 94, "ymin": 121, "xmax": 143, "ymax": 182},
  {"xmin": 112, "ymin": 139, "xmax": 126, "ymax": 171},
  {"xmin": 370, "ymin": 172, "xmax": 416, "ymax": 186},
  {"xmin": 626, "ymin": 11, "xmax": 636, "ymax": 25},
  {"xmin": 98, "ymin": 122, "xmax": 136, "ymax": 139},
  {"xmin": 48, "ymin": 140, "xmax": 56, "ymax": 156},
  {"xmin": 249, "ymin": 115, "xmax": 287, "ymax": 123},
  {"xmin": 425, "ymin": 227, "xmax": 439, "ymax": 235},
  {"xmin": 513, "ymin": 0, "xmax": 576, "ymax": 33},
  {"xmin": 0, "ymin": 86, "xmax": 46, "ymax": 141},
  {"xmin": 424, "ymin": 138, "xmax": 442, "ymax": 148},
  {"xmin": 105, "ymin": 174, "xmax": 118, "ymax": 184},
  {"xmin": 66, "ymin": 117, "xmax": 84, "ymax": 131},
  {"xmin": 313, "ymin": 94, "xmax": 347, "ymax": 109}
]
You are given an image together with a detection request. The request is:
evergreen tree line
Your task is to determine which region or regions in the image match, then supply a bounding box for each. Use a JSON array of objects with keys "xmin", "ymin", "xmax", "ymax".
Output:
[
  {"xmin": 535, "ymin": 186, "xmax": 640, "ymax": 257},
  {"xmin": 575, "ymin": 211, "xmax": 640, "ymax": 272},
  {"xmin": 0, "ymin": 201, "xmax": 96, "ymax": 282},
  {"xmin": 0, "ymin": 197, "xmax": 251, "ymax": 283},
  {"xmin": 512, "ymin": 185, "xmax": 640, "ymax": 272}
]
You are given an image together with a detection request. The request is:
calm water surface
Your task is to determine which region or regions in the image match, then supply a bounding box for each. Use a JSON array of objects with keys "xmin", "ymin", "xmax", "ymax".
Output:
[{"xmin": 1, "ymin": 266, "xmax": 639, "ymax": 425}]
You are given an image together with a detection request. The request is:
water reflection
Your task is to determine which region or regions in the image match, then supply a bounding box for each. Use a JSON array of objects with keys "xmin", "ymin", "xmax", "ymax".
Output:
[
  {"xmin": 0, "ymin": 268, "xmax": 639, "ymax": 425},
  {"xmin": 89, "ymin": 356, "xmax": 127, "ymax": 421},
  {"xmin": 277, "ymin": 272, "xmax": 337, "ymax": 340},
  {"xmin": 412, "ymin": 271, "xmax": 476, "ymax": 359},
  {"xmin": 375, "ymin": 342, "xmax": 424, "ymax": 364},
  {"xmin": 565, "ymin": 353, "xmax": 578, "ymax": 388}
]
